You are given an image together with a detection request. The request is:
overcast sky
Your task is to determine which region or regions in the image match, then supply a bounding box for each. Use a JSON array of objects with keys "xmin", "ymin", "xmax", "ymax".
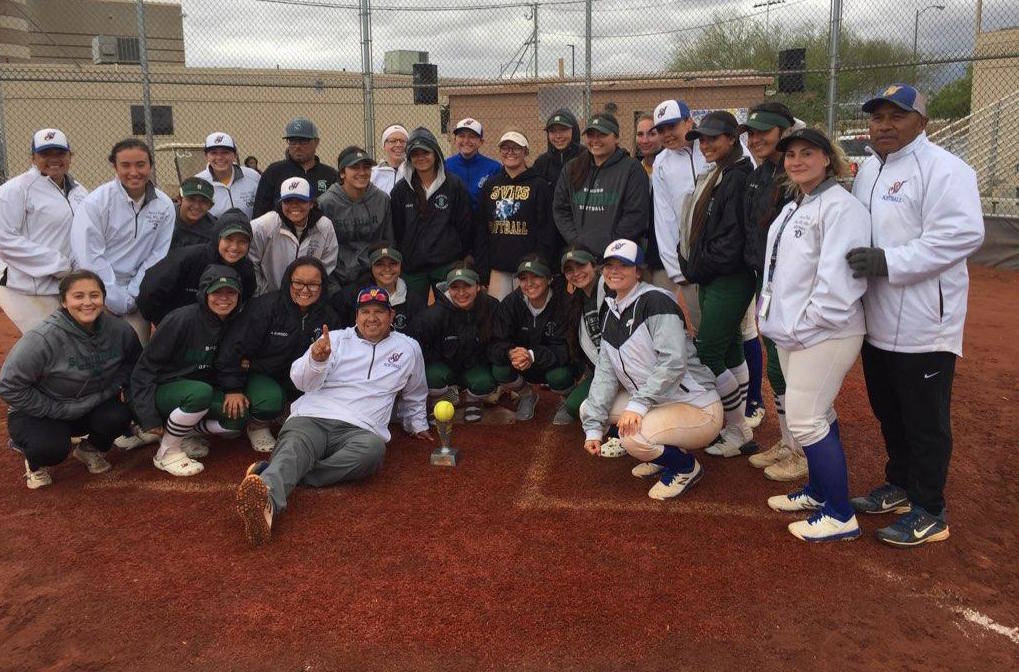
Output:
[{"xmin": 178, "ymin": 0, "xmax": 1013, "ymax": 83}]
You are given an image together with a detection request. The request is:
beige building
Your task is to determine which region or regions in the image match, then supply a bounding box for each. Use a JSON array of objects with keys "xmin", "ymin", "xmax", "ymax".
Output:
[{"xmin": 971, "ymin": 26, "xmax": 1019, "ymax": 199}]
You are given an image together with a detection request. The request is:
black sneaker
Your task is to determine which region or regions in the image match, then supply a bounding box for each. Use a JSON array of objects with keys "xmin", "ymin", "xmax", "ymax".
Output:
[
  {"xmin": 876, "ymin": 507, "xmax": 950, "ymax": 547},
  {"xmin": 851, "ymin": 483, "xmax": 911, "ymax": 514}
]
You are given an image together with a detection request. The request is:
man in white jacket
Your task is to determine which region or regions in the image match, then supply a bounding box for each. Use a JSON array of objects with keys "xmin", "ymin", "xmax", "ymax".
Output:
[
  {"xmin": 847, "ymin": 84, "xmax": 985, "ymax": 547},
  {"xmin": 651, "ymin": 99, "xmax": 708, "ymax": 328},
  {"xmin": 0, "ymin": 128, "xmax": 89, "ymax": 333},
  {"xmin": 70, "ymin": 138, "xmax": 175, "ymax": 344},
  {"xmin": 235, "ymin": 285, "xmax": 431, "ymax": 546}
]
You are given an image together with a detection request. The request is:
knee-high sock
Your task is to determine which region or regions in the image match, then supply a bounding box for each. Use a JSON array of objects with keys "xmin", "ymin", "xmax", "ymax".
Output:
[
  {"xmin": 156, "ymin": 408, "xmax": 208, "ymax": 460},
  {"xmin": 801, "ymin": 426, "xmax": 852, "ymax": 521},
  {"xmin": 718, "ymin": 367, "xmax": 749, "ymax": 436},
  {"xmin": 195, "ymin": 419, "xmax": 233, "ymax": 435},
  {"xmin": 743, "ymin": 337, "xmax": 764, "ymax": 406},
  {"xmin": 651, "ymin": 444, "xmax": 695, "ymax": 474}
]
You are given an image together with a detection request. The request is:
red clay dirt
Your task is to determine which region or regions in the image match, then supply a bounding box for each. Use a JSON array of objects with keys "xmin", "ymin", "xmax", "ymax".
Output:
[{"xmin": 0, "ymin": 265, "xmax": 1016, "ymax": 671}]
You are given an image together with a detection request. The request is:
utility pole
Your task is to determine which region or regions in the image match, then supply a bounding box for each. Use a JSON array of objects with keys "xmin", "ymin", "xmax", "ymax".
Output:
[
  {"xmin": 825, "ymin": 0, "xmax": 842, "ymax": 136},
  {"xmin": 532, "ymin": 3, "xmax": 538, "ymax": 79},
  {"xmin": 135, "ymin": 0, "xmax": 155, "ymax": 180},
  {"xmin": 359, "ymin": 0, "xmax": 376, "ymax": 156},
  {"xmin": 584, "ymin": 0, "xmax": 592, "ymax": 118}
]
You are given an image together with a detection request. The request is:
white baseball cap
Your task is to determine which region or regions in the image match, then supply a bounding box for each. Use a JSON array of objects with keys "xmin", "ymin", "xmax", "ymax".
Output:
[
  {"xmin": 454, "ymin": 118, "xmax": 484, "ymax": 137},
  {"xmin": 498, "ymin": 131, "xmax": 529, "ymax": 149},
  {"xmin": 603, "ymin": 238, "xmax": 645, "ymax": 266},
  {"xmin": 32, "ymin": 128, "xmax": 70, "ymax": 153},
  {"xmin": 381, "ymin": 124, "xmax": 408, "ymax": 143},
  {"xmin": 652, "ymin": 100, "xmax": 692, "ymax": 129},
  {"xmin": 204, "ymin": 132, "xmax": 237, "ymax": 151},
  {"xmin": 279, "ymin": 177, "xmax": 313, "ymax": 202}
]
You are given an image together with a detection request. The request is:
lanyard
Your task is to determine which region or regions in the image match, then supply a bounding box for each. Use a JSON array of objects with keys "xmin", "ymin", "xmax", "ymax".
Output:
[{"xmin": 765, "ymin": 204, "xmax": 800, "ymax": 285}]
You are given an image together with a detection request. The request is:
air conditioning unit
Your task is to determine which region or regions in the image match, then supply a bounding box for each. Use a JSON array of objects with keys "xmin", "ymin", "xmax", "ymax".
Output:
[{"xmin": 92, "ymin": 35, "xmax": 141, "ymax": 65}]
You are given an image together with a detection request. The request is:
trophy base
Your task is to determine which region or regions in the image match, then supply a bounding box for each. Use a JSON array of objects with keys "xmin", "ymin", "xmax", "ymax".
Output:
[{"xmin": 430, "ymin": 446, "xmax": 459, "ymax": 467}]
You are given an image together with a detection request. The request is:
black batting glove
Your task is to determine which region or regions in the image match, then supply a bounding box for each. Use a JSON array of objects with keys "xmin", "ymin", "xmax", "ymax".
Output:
[{"xmin": 846, "ymin": 247, "xmax": 888, "ymax": 279}]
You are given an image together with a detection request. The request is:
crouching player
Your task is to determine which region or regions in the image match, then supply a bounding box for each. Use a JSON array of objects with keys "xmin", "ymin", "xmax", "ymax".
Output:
[
  {"xmin": 235, "ymin": 286, "xmax": 431, "ymax": 546},
  {"xmin": 580, "ymin": 240, "xmax": 723, "ymax": 500}
]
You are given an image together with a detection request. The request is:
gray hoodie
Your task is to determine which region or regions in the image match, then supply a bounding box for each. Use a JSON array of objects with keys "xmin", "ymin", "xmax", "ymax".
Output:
[
  {"xmin": 0, "ymin": 309, "xmax": 141, "ymax": 420},
  {"xmin": 317, "ymin": 181, "xmax": 394, "ymax": 286}
]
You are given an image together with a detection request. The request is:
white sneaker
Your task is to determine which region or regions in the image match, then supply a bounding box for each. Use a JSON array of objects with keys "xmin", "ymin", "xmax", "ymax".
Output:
[
  {"xmin": 788, "ymin": 512, "xmax": 861, "ymax": 542},
  {"xmin": 764, "ymin": 452, "xmax": 809, "ymax": 481},
  {"xmin": 24, "ymin": 460, "xmax": 52, "ymax": 489},
  {"xmin": 71, "ymin": 443, "xmax": 112, "ymax": 474},
  {"xmin": 599, "ymin": 437, "xmax": 626, "ymax": 458},
  {"xmin": 153, "ymin": 452, "xmax": 204, "ymax": 477},
  {"xmin": 705, "ymin": 427, "xmax": 753, "ymax": 458},
  {"xmin": 631, "ymin": 462, "xmax": 664, "ymax": 479},
  {"xmin": 246, "ymin": 426, "xmax": 276, "ymax": 453},
  {"xmin": 746, "ymin": 404, "xmax": 766, "ymax": 429},
  {"xmin": 181, "ymin": 435, "xmax": 209, "ymax": 459},
  {"xmin": 114, "ymin": 426, "xmax": 161, "ymax": 450},
  {"xmin": 749, "ymin": 440, "xmax": 790, "ymax": 469},
  {"xmin": 768, "ymin": 488, "xmax": 824, "ymax": 512},
  {"xmin": 648, "ymin": 461, "xmax": 703, "ymax": 500}
]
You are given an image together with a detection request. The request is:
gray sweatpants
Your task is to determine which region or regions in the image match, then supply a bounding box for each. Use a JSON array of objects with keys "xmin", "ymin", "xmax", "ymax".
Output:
[{"xmin": 259, "ymin": 416, "xmax": 386, "ymax": 515}]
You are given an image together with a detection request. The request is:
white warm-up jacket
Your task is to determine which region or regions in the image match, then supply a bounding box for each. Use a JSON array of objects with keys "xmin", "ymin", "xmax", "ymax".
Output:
[
  {"xmin": 759, "ymin": 178, "xmax": 870, "ymax": 351},
  {"xmin": 0, "ymin": 166, "xmax": 88, "ymax": 295},
  {"xmin": 195, "ymin": 164, "xmax": 261, "ymax": 218},
  {"xmin": 852, "ymin": 133, "xmax": 984, "ymax": 356},
  {"xmin": 248, "ymin": 210, "xmax": 338, "ymax": 295},
  {"xmin": 652, "ymin": 143, "xmax": 708, "ymax": 284},
  {"xmin": 69, "ymin": 179, "xmax": 175, "ymax": 315},
  {"xmin": 289, "ymin": 327, "xmax": 429, "ymax": 441}
]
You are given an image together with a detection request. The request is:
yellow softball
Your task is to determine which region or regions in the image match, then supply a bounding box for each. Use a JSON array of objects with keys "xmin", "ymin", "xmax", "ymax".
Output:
[{"xmin": 434, "ymin": 400, "xmax": 455, "ymax": 423}]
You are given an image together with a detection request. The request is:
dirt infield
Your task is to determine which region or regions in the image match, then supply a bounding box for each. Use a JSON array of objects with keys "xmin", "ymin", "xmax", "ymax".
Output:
[{"xmin": 1, "ymin": 265, "xmax": 1017, "ymax": 671}]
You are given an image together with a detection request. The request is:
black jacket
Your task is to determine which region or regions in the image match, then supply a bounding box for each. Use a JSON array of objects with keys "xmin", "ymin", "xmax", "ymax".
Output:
[
  {"xmin": 130, "ymin": 265, "xmax": 244, "ymax": 429},
  {"xmin": 475, "ymin": 167, "xmax": 556, "ymax": 281},
  {"xmin": 330, "ymin": 279, "xmax": 424, "ymax": 334},
  {"xmin": 743, "ymin": 158, "xmax": 791, "ymax": 278},
  {"xmin": 532, "ymin": 108, "xmax": 583, "ymax": 189},
  {"xmin": 170, "ymin": 209, "xmax": 218, "ymax": 250},
  {"xmin": 488, "ymin": 285, "xmax": 571, "ymax": 371},
  {"xmin": 217, "ymin": 258, "xmax": 340, "ymax": 394},
  {"xmin": 679, "ymin": 157, "xmax": 754, "ymax": 285},
  {"xmin": 137, "ymin": 240, "xmax": 256, "ymax": 325},
  {"xmin": 413, "ymin": 291, "xmax": 499, "ymax": 371},
  {"xmin": 252, "ymin": 153, "xmax": 339, "ymax": 218},
  {"xmin": 390, "ymin": 129, "xmax": 474, "ymax": 273}
]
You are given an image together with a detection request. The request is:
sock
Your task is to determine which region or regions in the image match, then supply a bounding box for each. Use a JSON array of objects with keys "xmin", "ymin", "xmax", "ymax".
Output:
[
  {"xmin": 717, "ymin": 368, "xmax": 749, "ymax": 438},
  {"xmin": 775, "ymin": 394, "xmax": 795, "ymax": 449},
  {"xmin": 801, "ymin": 428, "xmax": 853, "ymax": 521},
  {"xmin": 651, "ymin": 445, "xmax": 695, "ymax": 474},
  {"xmin": 196, "ymin": 419, "xmax": 233, "ymax": 435},
  {"xmin": 155, "ymin": 407, "xmax": 207, "ymax": 460},
  {"xmin": 743, "ymin": 338, "xmax": 764, "ymax": 407},
  {"xmin": 606, "ymin": 425, "xmax": 620, "ymax": 440}
]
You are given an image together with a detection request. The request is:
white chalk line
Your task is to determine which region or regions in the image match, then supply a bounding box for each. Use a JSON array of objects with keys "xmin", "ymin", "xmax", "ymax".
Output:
[
  {"xmin": 859, "ymin": 558, "xmax": 1019, "ymax": 647},
  {"xmin": 513, "ymin": 421, "xmax": 774, "ymax": 520}
]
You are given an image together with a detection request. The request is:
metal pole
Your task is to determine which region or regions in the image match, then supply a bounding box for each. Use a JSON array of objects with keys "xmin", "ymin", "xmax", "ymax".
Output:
[
  {"xmin": 584, "ymin": 0, "xmax": 592, "ymax": 119},
  {"xmin": 975, "ymin": 0, "xmax": 983, "ymax": 37},
  {"xmin": 135, "ymin": 0, "xmax": 155, "ymax": 180},
  {"xmin": 825, "ymin": 0, "xmax": 842, "ymax": 136},
  {"xmin": 0, "ymin": 82, "xmax": 8, "ymax": 183},
  {"xmin": 359, "ymin": 0, "xmax": 376, "ymax": 157},
  {"xmin": 532, "ymin": 3, "xmax": 538, "ymax": 79},
  {"xmin": 913, "ymin": 8, "xmax": 920, "ymax": 82},
  {"xmin": 568, "ymin": 44, "xmax": 575, "ymax": 78}
]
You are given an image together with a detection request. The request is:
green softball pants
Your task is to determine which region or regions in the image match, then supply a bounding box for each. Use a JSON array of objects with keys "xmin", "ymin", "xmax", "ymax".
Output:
[
  {"xmin": 154, "ymin": 373, "xmax": 285, "ymax": 431},
  {"xmin": 425, "ymin": 362, "xmax": 498, "ymax": 396},
  {"xmin": 696, "ymin": 271, "xmax": 756, "ymax": 376}
]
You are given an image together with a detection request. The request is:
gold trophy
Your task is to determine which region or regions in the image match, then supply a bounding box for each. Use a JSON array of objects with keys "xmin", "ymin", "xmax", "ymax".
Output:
[{"xmin": 430, "ymin": 400, "xmax": 459, "ymax": 467}]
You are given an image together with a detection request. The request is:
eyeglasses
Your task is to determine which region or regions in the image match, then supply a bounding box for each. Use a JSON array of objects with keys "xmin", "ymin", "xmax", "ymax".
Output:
[
  {"xmin": 292, "ymin": 281, "xmax": 322, "ymax": 292},
  {"xmin": 286, "ymin": 138, "xmax": 314, "ymax": 146},
  {"xmin": 499, "ymin": 145, "xmax": 525, "ymax": 154},
  {"xmin": 384, "ymin": 138, "xmax": 407, "ymax": 146}
]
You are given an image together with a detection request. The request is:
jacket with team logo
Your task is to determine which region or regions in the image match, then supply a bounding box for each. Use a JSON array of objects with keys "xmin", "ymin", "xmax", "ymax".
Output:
[
  {"xmin": 488, "ymin": 284, "xmax": 571, "ymax": 371},
  {"xmin": 413, "ymin": 290, "xmax": 500, "ymax": 372},
  {"xmin": 252, "ymin": 153, "xmax": 338, "ymax": 218},
  {"xmin": 69, "ymin": 179, "xmax": 175, "ymax": 316},
  {"xmin": 248, "ymin": 203, "xmax": 338, "ymax": 295},
  {"xmin": 289, "ymin": 326, "xmax": 429, "ymax": 442},
  {"xmin": 390, "ymin": 129, "xmax": 474, "ymax": 273},
  {"xmin": 581, "ymin": 282, "xmax": 718, "ymax": 441},
  {"xmin": 852, "ymin": 133, "xmax": 984, "ymax": 356},
  {"xmin": 759, "ymin": 179, "xmax": 870, "ymax": 351},
  {"xmin": 195, "ymin": 164, "xmax": 261, "ymax": 219},
  {"xmin": 0, "ymin": 166, "xmax": 88, "ymax": 295},
  {"xmin": 130, "ymin": 265, "xmax": 244, "ymax": 429},
  {"xmin": 653, "ymin": 142, "xmax": 709, "ymax": 284},
  {"xmin": 445, "ymin": 151, "xmax": 502, "ymax": 213},
  {"xmin": 475, "ymin": 167, "xmax": 556, "ymax": 281}
]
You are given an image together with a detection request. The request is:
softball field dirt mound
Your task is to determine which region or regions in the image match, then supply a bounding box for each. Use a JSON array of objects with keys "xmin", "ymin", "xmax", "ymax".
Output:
[{"xmin": 0, "ymin": 265, "xmax": 1016, "ymax": 671}]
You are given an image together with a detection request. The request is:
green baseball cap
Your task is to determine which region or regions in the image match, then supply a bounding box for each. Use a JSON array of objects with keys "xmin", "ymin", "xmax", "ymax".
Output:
[
  {"xmin": 180, "ymin": 177, "xmax": 214, "ymax": 203},
  {"xmin": 739, "ymin": 110, "xmax": 793, "ymax": 133},
  {"xmin": 445, "ymin": 267, "xmax": 479, "ymax": 286},
  {"xmin": 561, "ymin": 249, "xmax": 596, "ymax": 271},
  {"xmin": 339, "ymin": 148, "xmax": 376, "ymax": 170},
  {"xmin": 583, "ymin": 114, "xmax": 619, "ymax": 136},
  {"xmin": 516, "ymin": 259, "xmax": 551, "ymax": 278},
  {"xmin": 205, "ymin": 275, "xmax": 242, "ymax": 294},
  {"xmin": 369, "ymin": 246, "xmax": 403, "ymax": 265}
]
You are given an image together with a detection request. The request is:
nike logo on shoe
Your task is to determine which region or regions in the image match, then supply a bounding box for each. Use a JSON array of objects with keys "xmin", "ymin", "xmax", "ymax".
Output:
[
  {"xmin": 914, "ymin": 522, "xmax": 938, "ymax": 538},
  {"xmin": 923, "ymin": 372, "xmax": 940, "ymax": 380},
  {"xmin": 880, "ymin": 498, "xmax": 901, "ymax": 509}
]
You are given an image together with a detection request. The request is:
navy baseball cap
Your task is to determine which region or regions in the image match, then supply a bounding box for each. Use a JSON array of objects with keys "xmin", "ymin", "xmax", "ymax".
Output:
[
  {"xmin": 652, "ymin": 99, "xmax": 691, "ymax": 129},
  {"xmin": 356, "ymin": 286, "xmax": 392, "ymax": 310},
  {"xmin": 862, "ymin": 84, "xmax": 927, "ymax": 117}
]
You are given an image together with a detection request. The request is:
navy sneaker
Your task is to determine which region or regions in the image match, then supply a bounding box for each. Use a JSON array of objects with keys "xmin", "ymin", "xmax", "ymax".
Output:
[
  {"xmin": 876, "ymin": 507, "xmax": 950, "ymax": 547},
  {"xmin": 851, "ymin": 483, "xmax": 911, "ymax": 514}
]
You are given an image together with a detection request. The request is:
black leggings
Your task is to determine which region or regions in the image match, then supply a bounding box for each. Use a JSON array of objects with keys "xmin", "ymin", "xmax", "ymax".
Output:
[{"xmin": 8, "ymin": 397, "xmax": 133, "ymax": 470}]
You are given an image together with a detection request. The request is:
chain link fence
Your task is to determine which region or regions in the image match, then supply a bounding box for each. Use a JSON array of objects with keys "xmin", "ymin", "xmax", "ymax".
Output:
[{"xmin": 0, "ymin": 0, "xmax": 1016, "ymax": 204}]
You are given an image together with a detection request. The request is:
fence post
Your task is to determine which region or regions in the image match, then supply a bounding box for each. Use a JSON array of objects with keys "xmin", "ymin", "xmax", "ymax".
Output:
[
  {"xmin": 825, "ymin": 0, "xmax": 842, "ymax": 136},
  {"xmin": 135, "ymin": 0, "xmax": 156, "ymax": 180},
  {"xmin": 584, "ymin": 0, "xmax": 592, "ymax": 118},
  {"xmin": 0, "ymin": 81, "xmax": 8, "ymax": 183},
  {"xmin": 359, "ymin": 0, "xmax": 376, "ymax": 157}
]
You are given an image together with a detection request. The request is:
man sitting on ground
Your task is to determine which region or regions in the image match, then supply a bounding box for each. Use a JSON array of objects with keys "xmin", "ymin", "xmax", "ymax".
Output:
[{"xmin": 235, "ymin": 286, "xmax": 431, "ymax": 546}]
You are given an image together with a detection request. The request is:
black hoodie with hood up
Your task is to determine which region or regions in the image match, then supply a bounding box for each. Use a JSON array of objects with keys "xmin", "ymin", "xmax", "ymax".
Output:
[
  {"xmin": 130, "ymin": 265, "xmax": 245, "ymax": 429},
  {"xmin": 137, "ymin": 209, "xmax": 257, "ymax": 325},
  {"xmin": 532, "ymin": 108, "xmax": 583, "ymax": 189},
  {"xmin": 217, "ymin": 257, "xmax": 340, "ymax": 395}
]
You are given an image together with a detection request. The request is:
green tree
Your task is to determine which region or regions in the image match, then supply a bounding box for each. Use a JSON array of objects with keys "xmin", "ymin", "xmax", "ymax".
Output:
[
  {"xmin": 927, "ymin": 66, "xmax": 972, "ymax": 119},
  {"xmin": 669, "ymin": 15, "xmax": 918, "ymax": 127}
]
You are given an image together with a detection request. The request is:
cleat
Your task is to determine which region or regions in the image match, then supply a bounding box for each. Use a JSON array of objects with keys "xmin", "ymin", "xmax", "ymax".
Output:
[
  {"xmin": 551, "ymin": 400, "xmax": 573, "ymax": 426},
  {"xmin": 632, "ymin": 462, "xmax": 664, "ymax": 478},
  {"xmin": 114, "ymin": 425, "xmax": 161, "ymax": 450},
  {"xmin": 764, "ymin": 452, "xmax": 808, "ymax": 481},
  {"xmin": 876, "ymin": 507, "xmax": 950, "ymax": 547},
  {"xmin": 745, "ymin": 401, "xmax": 766, "ymax": 429},
  {"xmin": 515, "ymin": 385, "xmax": 537, "ymax": 421},
  {"xmin": 788, "ymin": 510, "xmax": 861, "ymax": 542},
  {"xmin": 648, "ymin": 460, "xmax": 703, "ymax": 500},
  {"xmin": 236, "ymin": 473, "xmax": 272, "ymax": 547},
  {"xmin": 705, "ymin": 430, "xmax": 758, "ymax": 458},
  {"xmin": 24, "ymin": 460, "xmax": 52, "ymax": 489},
  {"xmin": 749, "ymin": 440, "xmax": 791, "ymax": 469},
  {"xmin": 768, "ymin": 487, "xmax": 824, "ymax": 512},
  {"xmin": 71, "ymin": 443, "xmax": 111, "ymax": 474},
  {"xmin": 851, "ymin": 483, "xmax": 911, "ymax": 514},
  {"xmin": 153, "ymin": 452, "xmax": 204, "ymax": 477}
]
